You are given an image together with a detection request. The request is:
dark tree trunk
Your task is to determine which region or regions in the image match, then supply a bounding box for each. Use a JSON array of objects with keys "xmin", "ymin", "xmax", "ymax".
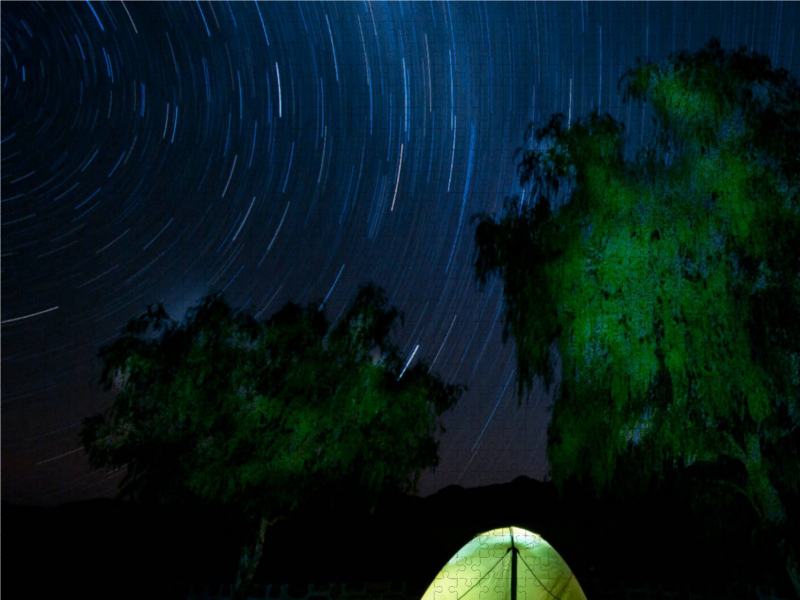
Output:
[
  {"xmin": 778, "ymin": 537, "xmax": 800, "ymax": 599},
  {"xmin": 230, "ymin": 515, "xmax": 277, "ymax": 600},
  {"xmin": 743, "ymin": 438, "xmax": 799, "ymax": 599}
]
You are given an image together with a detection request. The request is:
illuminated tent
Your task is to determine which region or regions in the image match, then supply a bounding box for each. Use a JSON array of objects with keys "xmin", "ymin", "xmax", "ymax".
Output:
[{"xmin": 420, "ymin": 526, "xmax": 587, "ymax": 600}]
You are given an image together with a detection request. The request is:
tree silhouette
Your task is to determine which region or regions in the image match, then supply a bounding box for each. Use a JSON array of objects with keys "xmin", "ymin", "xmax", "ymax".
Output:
[
  {"xmin": 79, "ymin": 282, "xmax": 466, "ymax": 599},
  {"xmin": 470, "ymin": 38, "xmax": 800, "ymax": 595}
]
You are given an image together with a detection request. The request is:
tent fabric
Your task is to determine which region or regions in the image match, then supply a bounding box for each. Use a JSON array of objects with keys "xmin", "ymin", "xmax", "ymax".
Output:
[{"xmin": 420, "ymin": 526, "xmax": 587, "ymax": 600}]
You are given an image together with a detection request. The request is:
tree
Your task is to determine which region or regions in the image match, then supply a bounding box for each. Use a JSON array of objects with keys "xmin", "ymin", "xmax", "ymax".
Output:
[
  {"xmin": 470, "ymin": 38, "xmax": 800, "ymax": 595},
  {"xmin": 79, "ymin": 283, "xmax": 466, "ymax": 600}
]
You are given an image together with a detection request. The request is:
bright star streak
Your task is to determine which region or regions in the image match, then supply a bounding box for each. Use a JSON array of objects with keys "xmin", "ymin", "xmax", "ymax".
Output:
[
  {"xmin": 1, "ymin": 306, "xmax": 59, "ymax": 324},
  {"xmin": 390, "ymin": 143, "xmax": 403, "ymax": 212},
  {"xmin": 398, "ymin": 344, "xmax": 419, "ymax": 381},
  {"xmin": 471, "ymin": 369, "xmax": 515, "ymax": 453}
]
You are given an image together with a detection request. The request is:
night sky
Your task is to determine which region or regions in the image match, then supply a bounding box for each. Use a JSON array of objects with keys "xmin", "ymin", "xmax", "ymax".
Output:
[{"xmin": 2, "ymin": 1, "xmax": 798, "ymax": 508}]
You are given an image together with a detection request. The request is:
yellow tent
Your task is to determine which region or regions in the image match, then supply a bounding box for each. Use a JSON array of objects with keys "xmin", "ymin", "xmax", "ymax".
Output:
[{"xmin": 420, "ymin": 526, "xmax": 588, "ymax": 600}]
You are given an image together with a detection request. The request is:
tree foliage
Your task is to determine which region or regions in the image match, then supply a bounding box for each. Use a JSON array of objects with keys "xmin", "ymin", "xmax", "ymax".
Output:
[
  {"xmin": 471, "ymin": 38, "xmax": 800, "ymax": 592},
  {"xmin": 79, "ymin": 282, "xmax": 466, "ymax": 595}
]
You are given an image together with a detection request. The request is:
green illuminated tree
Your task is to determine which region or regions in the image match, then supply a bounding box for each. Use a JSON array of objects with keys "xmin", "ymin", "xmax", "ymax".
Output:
[
  {"xmin": 470, "ymin": 38, "xmax": 800, "ymax": 594},
  {"xmin": 79, "ymin": 283, "xmax": 465, "ymax": 600}
]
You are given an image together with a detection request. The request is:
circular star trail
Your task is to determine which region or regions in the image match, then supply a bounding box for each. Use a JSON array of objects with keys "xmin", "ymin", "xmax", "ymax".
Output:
[{"xmin": 2, "ymin": 1, "xmax": 798, "ymax": 507}]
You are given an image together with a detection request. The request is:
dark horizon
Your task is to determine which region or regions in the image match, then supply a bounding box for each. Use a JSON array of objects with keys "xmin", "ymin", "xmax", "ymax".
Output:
[{"xmin": 3, "ymin": 1, "xmax": 799, "ymax": 508}]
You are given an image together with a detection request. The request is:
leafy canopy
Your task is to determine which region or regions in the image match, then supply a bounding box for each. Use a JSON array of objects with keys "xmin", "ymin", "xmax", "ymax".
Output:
[
  {"xmin": 79, "ymin": 283, "xmax": 466, "ymax": 529},
  {"xmin": 470, "ymin": 39, "xmax": 800, "ymax": 520}
]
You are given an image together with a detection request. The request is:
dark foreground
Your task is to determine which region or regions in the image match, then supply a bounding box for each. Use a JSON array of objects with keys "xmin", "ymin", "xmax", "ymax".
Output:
[{"xmin": 4, "ymin": 475, "xmax": 796, "ymax": 599}]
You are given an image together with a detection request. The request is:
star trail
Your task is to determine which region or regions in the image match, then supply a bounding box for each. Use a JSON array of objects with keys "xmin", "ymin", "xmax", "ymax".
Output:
[{"xmin": 2, "ymin": 1, "xmax": 798, "ymax": 507}]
